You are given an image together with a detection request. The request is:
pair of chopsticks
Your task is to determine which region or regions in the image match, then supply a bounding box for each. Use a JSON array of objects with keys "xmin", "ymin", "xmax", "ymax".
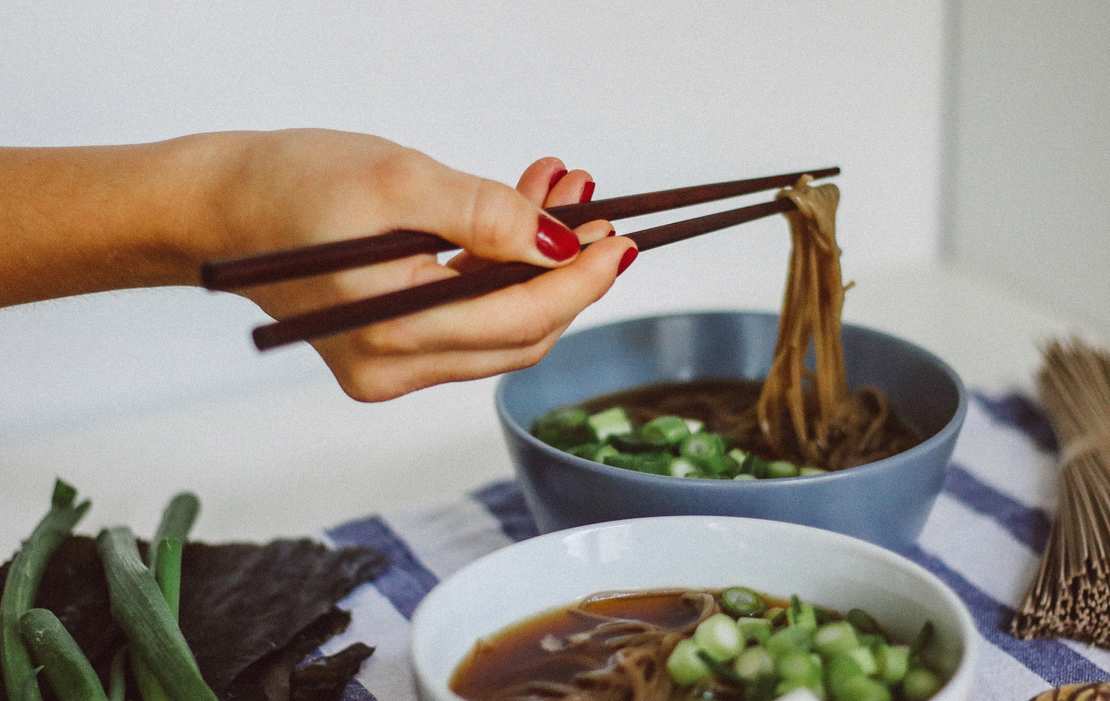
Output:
[{"xmin": 201, "ymin": 166, "xmax": 839, "ymax": 351}]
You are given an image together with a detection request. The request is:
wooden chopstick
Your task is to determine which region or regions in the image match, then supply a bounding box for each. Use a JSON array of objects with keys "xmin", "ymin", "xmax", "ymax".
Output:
[
  {"xmin": 201, "ymin": 166, "xmax": 838, "ymax": 291},
  {"xmin": 251, "ymin": 197, "xmax": 797, "ymax": 351}
]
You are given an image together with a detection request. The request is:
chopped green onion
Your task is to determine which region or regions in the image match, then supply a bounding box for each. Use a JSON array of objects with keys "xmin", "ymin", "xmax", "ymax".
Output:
[
  {"xmin": 2, "ymin": 480, "xmax": 91, "ymax": 701},
  {"xmin": 695, "ymin": 453, "xmax": 734, "ymax": 476},
  {"xmin": 733, "ymin": 473, "xmax": 756, "ymax": 481},
  {"xmin": 683, "ymin": 418, "xmax": 704, "ymax": 434},
  {"xmin": 721, "ymin": 587, "xmax": 766, "ymax": 617},
  {"xmin": 727, "ymin": 448, "xmax": 748, "ymax": 464},
  {"xmin": 669, "ymin": 458, "xmax": 700, "ymax": 478},
  {"xmin": 875, "ymin": 644, "xmax": 909, "ymax": 684},
  {"xmin": 845, "ymin": 608, "xmax": 883, "ymax": 636},
  {"xmin": 766, "ymin": 625, "xmax": 813, "ymax": 657},
  {"xmin": 587, "ymin": 407, "xmax": 633, "ymax": 441},
  {"xmin": 19, "ymin": 608, "xmax": 108, "ymax": 701},
  {"xmin": 737, "ymin": 616, "xmax": 772, "ymax": 643},
  {"xmin": 679, "ymin": 432, "xmax": 726, "ymax": 462},
  {"xmin": 825, "ymin": 654, "xmax": 865, "ymax": 698},
  {"xmin": 814, "ymin": 621, "xmax": 859, "ymax": 657},
  {"xmin": 776, "ymin": 650, "xmax": 817, "ymax": 680},
  {"xmin": 834, "ymin": 675, "xmax": 891, "ymax": 701},
  {"xmin": 732, "ymin": 645, "xmax": 774, "ymax": 681},
  {"xmin": 567, "ymin": 443, "xmax": 601, "ymax": 459},
  {"xmin": 847, "ymin": 646, "xmax": 879, "ymax": 676},
  {"xmin": 603, "ymin": 451, "xmax": 672, "ymax": 475},
  {"xmin": 665, "ymin": 638, "xmax": 710, "ymax": 686},
  {"xmin": 532, "ymin": 407, "xmax": 593, "ymax": 448},
  {"xmin": 641, "ymin": 416, "xmax": 690, "ymax": 445},
  {"xmin": 749, "ymin": 455, "xmax": 772, "ymax": 479},
  {"xmin": 767, "ymin": 460, "xmax": 799, "ymax": 479},
  {"xmin": 612, "ymin": 431, "xmax": 667, "ymax": 453},
  {"xmin": 764, "ymin": 606, "xmax": 786, "ymax": 623},
  {"xmin": 693, "ymin": 613, "xmax": 743, "ymax": 662},
  {"xmin": 799, "ymin": 466, "xmax": 828, "ymax": 476},
  {"xmin": 593, "ymin": 445, "xmax": 619, "ymax": 463},
  {"xmin": 775, "ymin": 679, "xmax": 826, "ymax": 700},
  {"xmin": 788, "ymin": 595, "xmax": 817, "ymax": 631},
  {"xmin": 902, "ymin": 667, "xmax": 942, "ymax": 700},
  {"xmin": 97, "ymin": 528, "xmax": 217, "ymax": 701}
]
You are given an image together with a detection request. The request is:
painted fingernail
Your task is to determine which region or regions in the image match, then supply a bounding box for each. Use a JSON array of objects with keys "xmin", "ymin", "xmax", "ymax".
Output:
[
  {"xmin": 536, "ymin": 216, "xmax": 580, "ymax": 261},
  {"xmin": 617, "ymin": 247, "xmax": 638, "ymax": 276},
  {"xmin": 548, "ymin": 168, "xmax": 568, "ymax": 190},
  {"xmin": 607, "ymin": 229, "xmax": 616, "ymax": 237},
  {"xmin": 579, "ymin": 180, "xmax": 596, "ymax": 203}
]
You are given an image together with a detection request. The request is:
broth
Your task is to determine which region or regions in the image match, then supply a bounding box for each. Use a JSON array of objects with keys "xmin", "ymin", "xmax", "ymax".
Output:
[{"xmin": 581, "ymin": 378, "xmax": 921, "ymax": 470}]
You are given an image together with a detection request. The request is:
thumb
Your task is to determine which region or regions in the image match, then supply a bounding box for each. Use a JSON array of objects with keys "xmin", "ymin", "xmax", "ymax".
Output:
[{"xmin": 379, "ymin": 150, "xmax": 583, "ymax": 267}]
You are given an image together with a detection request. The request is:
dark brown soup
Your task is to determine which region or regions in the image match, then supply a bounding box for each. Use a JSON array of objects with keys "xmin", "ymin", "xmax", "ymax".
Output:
[
  {"xmin": 451, "ymin": 592, "xmax": 702, "ymax": 700},
  {"xmin": 581, "ymin": 378, "xmax": 922, "ymax": 469}
]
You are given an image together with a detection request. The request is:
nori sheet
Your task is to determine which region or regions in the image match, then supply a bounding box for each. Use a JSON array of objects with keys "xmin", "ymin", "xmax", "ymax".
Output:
[{"xmin": 0, "ymin": 535, "xmax": 384, "ymax": 700}]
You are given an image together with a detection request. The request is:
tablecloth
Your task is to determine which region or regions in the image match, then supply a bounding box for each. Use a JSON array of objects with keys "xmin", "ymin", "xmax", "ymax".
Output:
[{"xmin": 317, "ymin": 390, "xmax": 1110, "ymax": 700}]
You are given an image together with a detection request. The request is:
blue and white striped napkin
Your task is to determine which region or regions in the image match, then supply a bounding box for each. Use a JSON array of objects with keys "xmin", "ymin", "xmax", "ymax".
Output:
[{"xmin": 318, "ymin": 391, "xmax": 1110, "ymax": 700}]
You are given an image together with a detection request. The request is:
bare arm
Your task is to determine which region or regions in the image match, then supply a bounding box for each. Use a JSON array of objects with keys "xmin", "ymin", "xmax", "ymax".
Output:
[{"xmin": 0, "ymin": 130, "xmax": 636, "ymax": 400}]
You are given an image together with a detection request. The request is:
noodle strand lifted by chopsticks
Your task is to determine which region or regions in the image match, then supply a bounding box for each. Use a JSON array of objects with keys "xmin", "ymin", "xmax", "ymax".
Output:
[{"xmin": 757, "ymin": 175, "xmax": 852, "ymax": 464}]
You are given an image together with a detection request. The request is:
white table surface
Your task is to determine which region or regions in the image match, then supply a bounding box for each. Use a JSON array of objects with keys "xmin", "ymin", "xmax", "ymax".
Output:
[{"xmin": 0, "ymin": 262, "xmax": 1097, "ymax": 557}]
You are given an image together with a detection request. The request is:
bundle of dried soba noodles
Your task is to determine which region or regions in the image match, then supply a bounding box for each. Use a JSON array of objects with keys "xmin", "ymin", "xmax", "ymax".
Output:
[{"xmin": 1011, "ymin": 338, "xmax": 1110, "ymax": 646}]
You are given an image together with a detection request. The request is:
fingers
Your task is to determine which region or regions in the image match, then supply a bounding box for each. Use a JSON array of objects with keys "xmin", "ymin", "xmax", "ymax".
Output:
[
  {"xmin": 349, "ymin": 235, "xmax": 637, "ymax": 355},
  {"xmin": 515, "ymin": 157, "xmax": 566, "ymax": 205},
  {"xmin": 375, "ymin": 149, "xmax": 582, "ymax": 267}
]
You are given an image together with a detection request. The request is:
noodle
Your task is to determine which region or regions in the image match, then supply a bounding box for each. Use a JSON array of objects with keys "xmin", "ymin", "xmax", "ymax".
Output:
[{"xmin": 577, "ymin": 176, "xmax": 920, "ymax": 470}]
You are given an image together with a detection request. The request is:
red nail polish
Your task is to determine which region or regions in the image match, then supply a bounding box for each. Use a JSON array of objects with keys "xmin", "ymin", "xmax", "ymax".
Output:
[
  {"xmin": 579, "ymin": 180, "xmax": 596, "ymax": 203},
  {"xmin": 536, "ymin": 216, "xmax": 580, "ymax": 261},
  {"xmin": 607, "ymin": 229, "xmax": 616, "ymax": 237},
  {"xmin": 617, "ymin": 247, "xmax": 638, "ymax": 276},
  {"xmin": 548, "ymin": 169, "xmax": 568, "ymax": 190}
]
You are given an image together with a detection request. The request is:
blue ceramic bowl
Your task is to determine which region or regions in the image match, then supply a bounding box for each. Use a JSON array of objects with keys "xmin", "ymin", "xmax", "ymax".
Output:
[{"xmin": 495, "ymin": 311, "xmax": 967, "ymax": 549}]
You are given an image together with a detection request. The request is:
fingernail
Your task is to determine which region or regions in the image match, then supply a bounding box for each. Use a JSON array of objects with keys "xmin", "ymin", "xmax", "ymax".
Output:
[
  {"xmin": 548, "ymin": 169, "xmax": 568, "ymax": 190},
  {"xmin": 579, "ymin": 180, "xmax": 596, "ymax": 203},
  {"xmin": 536, "ymin": 216, "xmax": 580, "ymax": 261},
  {"xmin": 617, "ymin": 247, "xmax": 638, "ymax": 276},
  {"xmin": 607, "ymin": 229, "xmax": 616, "ymax": 237}
]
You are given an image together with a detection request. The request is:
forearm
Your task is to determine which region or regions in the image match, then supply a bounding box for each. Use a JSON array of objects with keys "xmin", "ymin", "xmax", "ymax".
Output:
[{"xmin": 0, "ymin": 135, "xmax": 235, "ymax": 307}]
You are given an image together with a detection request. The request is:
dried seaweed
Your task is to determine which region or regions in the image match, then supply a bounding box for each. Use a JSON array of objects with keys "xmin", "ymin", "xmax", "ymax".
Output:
[{"xmin": 0, "ymin": 535, "xmax": 384, "ymax": 699}]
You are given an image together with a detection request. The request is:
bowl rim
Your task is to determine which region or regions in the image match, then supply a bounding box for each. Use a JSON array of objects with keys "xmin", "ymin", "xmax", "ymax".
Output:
[
  {"xmin": 410, "ymin": 514, "xmax": 979, "ymax": 701},
  {"xmin": 495, "ymin": 309, "xmax": 968, "ymax": 487}
]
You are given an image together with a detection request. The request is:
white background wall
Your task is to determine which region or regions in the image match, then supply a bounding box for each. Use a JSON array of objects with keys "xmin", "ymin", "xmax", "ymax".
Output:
[
  {"xmin": 1, "ymin": 2, "xmax": 948, "ymax": 434},
  {"xmin": 946, "ymin": 1, "xmax": 1110, "ymax": 333}
]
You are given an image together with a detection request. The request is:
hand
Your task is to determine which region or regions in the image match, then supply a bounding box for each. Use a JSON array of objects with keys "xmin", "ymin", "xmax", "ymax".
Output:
[{"xmin": 213, "ymin": 129, "xmax": 637, "ymax": 401}]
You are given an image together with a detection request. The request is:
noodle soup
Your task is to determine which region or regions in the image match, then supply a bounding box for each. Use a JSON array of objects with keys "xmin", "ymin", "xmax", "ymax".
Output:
[{"xmin": 451, "ymin": 588, "xmax": 948, "ymax": 701}]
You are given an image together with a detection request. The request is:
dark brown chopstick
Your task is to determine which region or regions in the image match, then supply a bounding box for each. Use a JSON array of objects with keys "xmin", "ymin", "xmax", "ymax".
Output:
[
  {"xmin": 251, "ymin": 197, "xmax": 797, "ymax": 351},
  {"xmin": 202, "ymin": 166, "xmax": 838, "ymax": 291}
]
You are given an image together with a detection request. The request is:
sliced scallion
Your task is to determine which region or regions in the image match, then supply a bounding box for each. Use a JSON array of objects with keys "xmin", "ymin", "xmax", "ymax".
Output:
[
  {"xmin": 665, "ymin": 638, "xmax": 710, "ymax": 686},
  {"xmin": 587, "ymin": 407, "xmax": 633, "ymax": 441},
  {"xmin": 733, "ymin": 645, "xmax": 774, "ymax": 681},
  {"xmin": 814, "ymin": 621, "xmax": 859, "ymax": 657},
  {"xmin": 902, "ymin": 667, "xmax": 942, "ymax": 701},
  {"xmin": 721, "ymin": 587, "xmax": 766, "ymax": 617},
  {"xmin": 692, "ymin": 613, "xmax": 743, "ymax": 662},
  {"xmin": 767, "ymin": 460, "xmax": 799, "ymax": 479},
  {"xmin": 641, "ymin": 416, "xmax": 690, "ymax": 445}
]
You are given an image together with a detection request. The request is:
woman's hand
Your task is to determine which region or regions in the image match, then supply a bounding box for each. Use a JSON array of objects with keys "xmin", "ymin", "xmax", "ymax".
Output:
[{"xmin": 209, "ymin": 129, "xmax": 637, "ymax": 401}]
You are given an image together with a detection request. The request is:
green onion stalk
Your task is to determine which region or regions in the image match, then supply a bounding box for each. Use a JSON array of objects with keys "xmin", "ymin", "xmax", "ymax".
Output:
[
  {"xmin": 1, "ymin": 480, "xmax": 91, "ymax": 701},
  {"xmin": 133, "ymin": 493, "xmax": 199, "ymax": 701},
  {"xmin": 98, "ymin": 527, "xmax": 216, "ymax": 701}
]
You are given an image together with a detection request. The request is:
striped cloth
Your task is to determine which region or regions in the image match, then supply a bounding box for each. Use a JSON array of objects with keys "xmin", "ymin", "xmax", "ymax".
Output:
[{"xmin": 317, "ymin": 392, "xmax": 1110, "ymax": 700}]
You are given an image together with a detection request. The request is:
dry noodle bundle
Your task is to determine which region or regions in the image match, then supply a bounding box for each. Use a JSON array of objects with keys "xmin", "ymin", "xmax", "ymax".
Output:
[
  {"xmin": 756, "ymin": 176, "xmax": 905, "ymax": 467},
  {"xmin": 1011, "ymin": 339, "xmax": 1110, "ymax": 647},
  {"xmin": 1031, "ymin": 683, "xmax": 1110, "ymax": 701}
]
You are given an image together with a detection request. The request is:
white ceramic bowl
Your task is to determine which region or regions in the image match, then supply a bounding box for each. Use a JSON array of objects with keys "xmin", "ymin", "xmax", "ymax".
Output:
[{"xmin": 411, "ymin": 516, "xmax": 977, "ymax": 701}]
